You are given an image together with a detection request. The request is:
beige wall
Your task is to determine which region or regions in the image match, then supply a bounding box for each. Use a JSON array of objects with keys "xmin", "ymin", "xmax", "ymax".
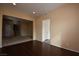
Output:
[
  {"xmin": 0, "ymin": 14, "xmax": 2, "ymax": 48},
  {"xmin": 0, "ymin": 6, "xmax": 3, "ymax": 48},
  {"xmin": 0, "ymin": 4, "xmax": 34, "ymax": 48},
  {"xmin": 35, "ymin": 4, "xmax": 79, "ymax": 53}
]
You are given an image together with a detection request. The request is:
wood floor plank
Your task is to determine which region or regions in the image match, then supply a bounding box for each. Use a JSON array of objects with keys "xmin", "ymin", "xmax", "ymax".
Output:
[{"xmin": 0, "ymin": 40, "xmax": 79, "ymax": 56}]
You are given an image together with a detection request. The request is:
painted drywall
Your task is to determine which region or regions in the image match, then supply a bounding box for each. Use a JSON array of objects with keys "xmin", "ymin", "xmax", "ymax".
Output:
[
  {"xmin": 0, "ymin": 14, "xmax": 2, "ymax": 48},
  {"xmin": 35, "ymin": 4, "xmax": 79, "ymax": 53},
  {"xmin": 0, "ymin": 4, "xmax": 34, "ymax": 48},
  {"xmin": 0, "ymin": 6, "xmax": 3, "ymax": 48}
]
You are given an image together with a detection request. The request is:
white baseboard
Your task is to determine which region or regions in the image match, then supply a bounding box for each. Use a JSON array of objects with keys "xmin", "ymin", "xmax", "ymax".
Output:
[
  {"xmin": 52, "ymin": 44, "xmax": 79, "ymax": 53},
  {"xmin": 36, "ymin": 40, "xmax": 79, "ymax": 53},
  {"xmin": 2, "ymin": 39, "xmax": 32, "ymax": 47}
]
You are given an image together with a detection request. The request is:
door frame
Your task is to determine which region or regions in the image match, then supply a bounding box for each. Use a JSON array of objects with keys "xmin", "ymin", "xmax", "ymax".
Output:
[{"xmin": 42, "ymin": 19, "xmax": 51, "ymax": 44}]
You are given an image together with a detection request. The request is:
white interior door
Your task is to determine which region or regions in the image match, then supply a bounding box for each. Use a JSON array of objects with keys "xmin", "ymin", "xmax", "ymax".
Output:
[{"xmin": 42, "ymin": 19, "xmax": 50, "ymax": 42}]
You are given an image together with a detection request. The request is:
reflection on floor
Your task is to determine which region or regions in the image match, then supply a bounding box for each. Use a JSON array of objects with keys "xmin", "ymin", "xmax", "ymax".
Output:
[
  {"xmin": 1, "ymin": 40, "xmax": 79, "ymax": 56},
  {"xmin": 2, "ymin": 36, "xmax": 32, "ymax": 47}
]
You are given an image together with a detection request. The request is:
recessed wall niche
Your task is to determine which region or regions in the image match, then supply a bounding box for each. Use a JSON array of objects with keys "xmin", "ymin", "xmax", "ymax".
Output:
[{"xmin": 2, "ymin": 15, "xmax": 33, "ymax": 47}]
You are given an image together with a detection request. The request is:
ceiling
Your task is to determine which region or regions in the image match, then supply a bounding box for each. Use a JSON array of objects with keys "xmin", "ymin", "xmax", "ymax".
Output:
[{"xmin": 1, "ymin": 3, "xmax": 64, "ymax": 17}]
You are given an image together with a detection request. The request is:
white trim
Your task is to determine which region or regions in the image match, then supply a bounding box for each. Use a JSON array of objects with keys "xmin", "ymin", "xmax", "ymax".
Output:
[
  {"xmin": 51, "ymin": 44, "xmax": 79, "ymax": 53},
  {"xmin": 2, "ymin": 39, "xmax": 32, "ymax": 47},
  {"xmin": 36, "ymin": 40, "xmax": 79, "ymax": 53}
]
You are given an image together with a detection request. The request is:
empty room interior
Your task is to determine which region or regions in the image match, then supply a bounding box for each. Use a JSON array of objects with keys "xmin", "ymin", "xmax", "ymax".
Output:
[{"xmin": 0, "ymin": 3, "xmax": 79, "ymax": 56}]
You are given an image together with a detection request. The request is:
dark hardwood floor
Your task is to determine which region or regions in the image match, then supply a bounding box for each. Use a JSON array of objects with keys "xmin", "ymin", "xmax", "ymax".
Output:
[{"xmin": 0, "ymin": 40, "xmax": 79, "ymax": 56}]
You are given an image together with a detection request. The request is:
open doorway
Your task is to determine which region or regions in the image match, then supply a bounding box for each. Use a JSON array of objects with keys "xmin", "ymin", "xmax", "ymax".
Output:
[
  {"xmin": 42, "ymin": 19, "xmax": 51, "ymax": 44},
  {"xmin": 2, "ymin": 15, "xmax": 33, "ymax": 47}
]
